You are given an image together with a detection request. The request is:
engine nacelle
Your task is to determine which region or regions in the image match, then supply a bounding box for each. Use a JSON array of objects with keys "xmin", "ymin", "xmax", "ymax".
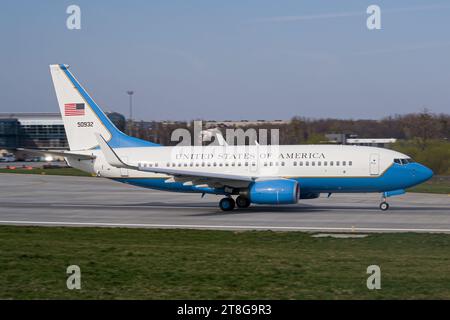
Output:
[{"xmin": 249, "ymin": 179, "xmax": 299, "ymax": 205}]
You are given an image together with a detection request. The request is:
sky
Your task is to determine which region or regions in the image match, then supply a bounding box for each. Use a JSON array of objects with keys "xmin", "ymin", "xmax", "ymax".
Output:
[{"xmin": 0, "ymin": 0, "xmax": 449, "ymax": 121}]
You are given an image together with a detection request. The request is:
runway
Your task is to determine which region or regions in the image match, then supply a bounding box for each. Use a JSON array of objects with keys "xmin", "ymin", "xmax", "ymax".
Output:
[{"xmin": 0, "ymin": 173, "xmax": 449, "ymax": 233}]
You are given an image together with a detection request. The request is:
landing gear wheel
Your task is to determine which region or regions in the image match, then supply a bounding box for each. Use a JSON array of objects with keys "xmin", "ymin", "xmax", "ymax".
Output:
[
  {"xmin": 236, "ymin": 196, "xmax": 251, "ymax": 208},
  {"xmin": 379, "ymin": 202, "xmax": 389, "ymax": 211},
  {"xmin": 219, "ymin": 197, "xmax": 235, "ymax": 211}
]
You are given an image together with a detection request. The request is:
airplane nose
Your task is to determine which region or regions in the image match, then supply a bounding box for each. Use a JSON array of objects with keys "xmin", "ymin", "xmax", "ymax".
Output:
[{"xmin": 416, "ymin": 164, "xmax": 433, "ymax": 183}]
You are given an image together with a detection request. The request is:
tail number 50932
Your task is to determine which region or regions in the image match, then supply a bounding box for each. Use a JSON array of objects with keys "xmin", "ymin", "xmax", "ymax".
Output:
[{"xmin": 77, "ymin": 122, "xmax": 93, "ymax": 127}]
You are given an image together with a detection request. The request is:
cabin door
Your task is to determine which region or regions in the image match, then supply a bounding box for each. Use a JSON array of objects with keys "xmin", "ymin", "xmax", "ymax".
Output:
[{"xmin": 369, "ymin": 153, "xmax": 380, "ymax": 175}]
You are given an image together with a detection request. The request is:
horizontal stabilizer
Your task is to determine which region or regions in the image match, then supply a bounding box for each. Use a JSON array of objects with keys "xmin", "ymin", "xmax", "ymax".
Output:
[{"xmin": 17, "ymin": 148, "xmax": 95, "ymax": 160}]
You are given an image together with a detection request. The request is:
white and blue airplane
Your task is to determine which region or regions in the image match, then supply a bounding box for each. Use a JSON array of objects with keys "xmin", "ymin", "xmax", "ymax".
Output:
[{"xmin": 33, "ymin": 64, "xmax": 433, "ymax": 211}]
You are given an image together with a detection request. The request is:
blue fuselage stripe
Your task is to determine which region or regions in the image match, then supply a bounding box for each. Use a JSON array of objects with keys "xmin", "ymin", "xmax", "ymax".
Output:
[{"xmin": 113, "ymin": 163, "xmax": 429, "ymax": 195}]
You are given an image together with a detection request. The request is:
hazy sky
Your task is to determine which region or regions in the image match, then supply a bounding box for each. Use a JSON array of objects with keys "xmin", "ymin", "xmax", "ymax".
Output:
[{"xmin": 1, "ymin": 0, "xmax": 449, "ymax": 121}]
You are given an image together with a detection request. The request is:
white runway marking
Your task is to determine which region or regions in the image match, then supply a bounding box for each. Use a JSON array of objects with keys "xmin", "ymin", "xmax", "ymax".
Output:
[{"xmin": 1, "ymin": 220, "xmax": 450, "ymax": 233}]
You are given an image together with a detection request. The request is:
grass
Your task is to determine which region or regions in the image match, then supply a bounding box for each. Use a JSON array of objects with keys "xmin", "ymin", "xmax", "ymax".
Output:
[
  {"xmin": 407, "ymin": 177, "xmax": 450, "ymax": 194},
  {"xmin": 0, "ymin": 167, "xmax": 91, "ymax": 177},
  {"xmin": 1, "ymin": 226, "xmax": 450, "ymax": 299}
]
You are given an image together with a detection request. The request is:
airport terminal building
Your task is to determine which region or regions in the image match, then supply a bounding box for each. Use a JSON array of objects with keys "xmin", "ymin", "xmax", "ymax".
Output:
[{"xmin": 0, "ymin": 113, "xmax": 68, "ymax": 151}]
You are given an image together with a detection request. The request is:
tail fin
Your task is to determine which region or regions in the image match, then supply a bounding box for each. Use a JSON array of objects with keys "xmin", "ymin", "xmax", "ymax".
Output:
[{"xmin": 49, "ymin": 64, "xmax": 159, "ymax": 151}]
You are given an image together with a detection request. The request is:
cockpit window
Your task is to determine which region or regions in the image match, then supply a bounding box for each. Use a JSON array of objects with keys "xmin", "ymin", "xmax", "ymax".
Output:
[{"xmin": 394, "ymin": 158, "xmax": 415, "ymax": 165}]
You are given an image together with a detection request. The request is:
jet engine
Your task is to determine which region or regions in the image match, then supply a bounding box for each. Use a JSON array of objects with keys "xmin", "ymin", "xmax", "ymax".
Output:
[{"xmin": 249, "ymin": 179, "xmax": 299, "ymax": 204}]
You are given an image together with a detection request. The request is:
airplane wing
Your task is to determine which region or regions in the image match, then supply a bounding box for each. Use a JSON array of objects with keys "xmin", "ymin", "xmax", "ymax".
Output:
[
  {"xmin": 17, "ymin": 148, "xmax": 95, "ymax": 161},
  {"xmin": 95, "ymin": 133, "xmax": 255, "ymax": 188}
]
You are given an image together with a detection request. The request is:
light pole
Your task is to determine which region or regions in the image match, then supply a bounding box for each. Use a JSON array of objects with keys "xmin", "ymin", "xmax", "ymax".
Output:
[{"xmin": 126, "ymin": 90, "xmax": 134, "ymax": 135}]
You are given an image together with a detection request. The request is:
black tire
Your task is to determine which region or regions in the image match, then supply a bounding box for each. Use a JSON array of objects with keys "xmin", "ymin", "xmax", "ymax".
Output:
[
  {"xmin": 219, "ymin": 197, "xmax": 235, "ymax": 211},
  {"xmin": 236, "ymin": 196, "xmax": 251, "ymax": 208},
  {"xmin": 379, "ymin": 202, "xmax": 389, "ymax": 211}
]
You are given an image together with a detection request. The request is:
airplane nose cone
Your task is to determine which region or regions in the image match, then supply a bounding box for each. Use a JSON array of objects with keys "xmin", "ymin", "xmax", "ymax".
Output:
[
  {"xmin": 416, "ymin": 164, "xmax": 433, "ymax": 183},
  {"xmin": 423, "ymin": 166, "xmax": 434, "ymax": 181}
]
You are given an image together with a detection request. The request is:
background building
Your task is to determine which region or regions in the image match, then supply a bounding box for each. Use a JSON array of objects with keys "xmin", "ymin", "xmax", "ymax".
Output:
[
  {"xmin": 0, "ymin": 112, "xmax": 129, "ymax": 160},
  {"xmin": 0, "ymin": 118, "xmax": 20, "ymax": 149},
  {"xmin": 0, "ymin": 113, "xmax": 68, "ymax": 150},
  {"xmin": 325, "ymin": 133, "xmax": 397, "ymax": 148}
]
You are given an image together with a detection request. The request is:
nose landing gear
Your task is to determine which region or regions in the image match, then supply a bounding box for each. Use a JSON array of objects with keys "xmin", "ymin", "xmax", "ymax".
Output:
[
  {"xmin": 379, "ymin": 201, "xmax": 389, "ymax": 211},
  {"xmin": 379, "ymin": 194, "xmax": 389, "ymax": 211}
]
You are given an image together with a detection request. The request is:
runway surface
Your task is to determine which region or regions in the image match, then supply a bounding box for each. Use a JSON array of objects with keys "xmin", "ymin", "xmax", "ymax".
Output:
[{"xmin": 0, "ymin": 174, "xmax": 449, "ymax": 233}]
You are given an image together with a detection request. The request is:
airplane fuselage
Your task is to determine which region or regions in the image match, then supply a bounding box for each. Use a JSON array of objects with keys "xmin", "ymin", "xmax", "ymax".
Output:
[{"xmin": 69, "ymin": 144, "xmax": 433, "ymax": 197}]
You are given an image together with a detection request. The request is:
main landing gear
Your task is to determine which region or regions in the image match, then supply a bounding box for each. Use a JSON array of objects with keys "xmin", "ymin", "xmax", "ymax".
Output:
[
  {"xmin": 219, "ymin": 196, "xmax": 251, "ymax": 211},
  {"xmin": 236, "ymin": 196, "xmax": 251, "ymax": 208},
  {"xmin": 219, "ymin": 197, "xmax": 235, "ymax": 211}
]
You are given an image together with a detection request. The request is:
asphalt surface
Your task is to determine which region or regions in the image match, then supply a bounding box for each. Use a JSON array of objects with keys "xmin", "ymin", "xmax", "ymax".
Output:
[
  {"xmin": 0, "ymin": 161, "xmax": 64, "ymax": 168},
  {"xmin": 0, "ymin": 173, "xmax": 449, "ymax": 233}
]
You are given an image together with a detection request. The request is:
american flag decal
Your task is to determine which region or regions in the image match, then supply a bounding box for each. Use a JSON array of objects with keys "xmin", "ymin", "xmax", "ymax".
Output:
[{"xmin": 64, "ymin": 103, "xmax": 85, "ymax": 116}]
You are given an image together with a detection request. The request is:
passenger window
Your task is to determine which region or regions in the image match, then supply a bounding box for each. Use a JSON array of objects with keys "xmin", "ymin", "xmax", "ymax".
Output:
[
  {"xmin": 299, "ymin": 161, "xmax": 303, "ymax": 166},
  {"xmin": 190, "ymin": 162, "xmax": 193, "ymax": 167},
  {"xmin": 324, "ymin": 161, "xmax": 327, "ymax": 166},
  {"xmin": 195, "ymin": 163, "xmax": 199, "ymax": 167},
  {"xmin": 237, "ymin": 162, "xmax": 241, "ymax": 166},
  {"xmin": 330, "ymin": 161, "xmax": 334, "ymax": 166},
  {"xmin": 201, "ymin": 162, "xmax": 205, "ymax": 167},
  {"xmin": 281, "ymin": 162, "xmax": 285, "ymax": 166},
  {"xmin": 342, "ymin": 161, "xmax": 346, "ymax": 166},
  {"xmin": 245, "ymin": 162, "xmax": 249, "ymax": 167},
  {"xmin": 166, "ymin": 162, "xmax": 170, "ymax": 167},
  {"xmin": 306, "ymin": 161, "xmax": 309, "ymax": 166},
  {"xmin": 252, "ymin": 162, "xmax": 256, "ymax": 166},
  {"xmin": 312, "ymin": 162, "xmax": 315, "ymax": 166},
  {"xmin": 336, "ymin": 161, "xmax": 340, "ymax": 166},
  {"xmin": 318, "ymin": 161, "xmax": 321, "ymax": 166},
  {"xmin": 349, "ymin": 161, "xmax": 352, "ymax": 166},
  {"xmin": 293, "ymin": 161, "xmax": 297, "ymax": 166},
  {"xmin": 225, "ymin": 163, "xmax": 229, "ymax": 166},
  {"xmin": 231, "ymin": 162, "xmax": 235, "ymax": 166},
  {"xmin": 219, "ymin": 163, "xmax": 223, "ymax": 167},
  {"xmin": 213, "ymin": 162, "xmax": 217, "ymax": 166}
]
